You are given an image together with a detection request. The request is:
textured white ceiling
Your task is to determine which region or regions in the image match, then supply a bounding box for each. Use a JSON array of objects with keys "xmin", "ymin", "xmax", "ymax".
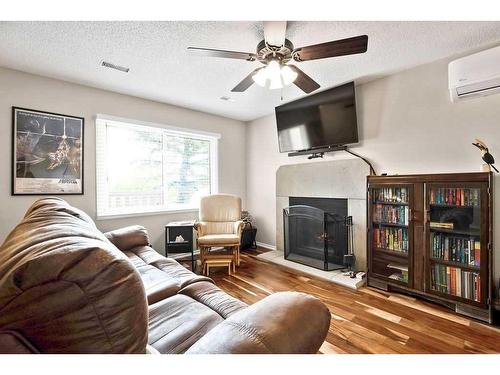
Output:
[{"xmin": 1, "ymin": 21, "xmax": 500, "ymax": 121}]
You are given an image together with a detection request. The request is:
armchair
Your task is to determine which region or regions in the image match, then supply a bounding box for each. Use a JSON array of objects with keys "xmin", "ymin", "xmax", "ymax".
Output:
[{"xmin": 195, "ymin": 194, "xmax": 244, "ymax": 274}]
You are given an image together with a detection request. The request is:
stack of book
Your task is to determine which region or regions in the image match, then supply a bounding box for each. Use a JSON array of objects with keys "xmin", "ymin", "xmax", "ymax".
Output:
[
  {"xmin": 429, "ymin": 222, "xmax": 454, "ymax": 230},
  {"xmin": 374, "ymin": 187, "xmax": 408, "ymax": 204},
  {"xmin": 431, "ymin": 264, "xmax": 481, "ymax": 302},
  {"xmin": 429, "ymin": 188, "xmax": 480, "ymax": 207},
  {"xmin": 431, "ymin": 233, "xmax": 480, "ymax": 267},
  {"xmin": 373, "ymin": 204, "xmax": 409, "ymax": 225},
  {"xmin": 387, "ymin": 264, "xmax": 409, "ymax": 283},
  {"xmin": 373, "ymin": 227, "xmax": 409, "ymax": 252}
]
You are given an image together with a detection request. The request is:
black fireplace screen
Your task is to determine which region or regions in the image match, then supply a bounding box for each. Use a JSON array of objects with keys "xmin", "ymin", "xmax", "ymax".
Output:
[{"xmin": 283, "ymin": 202, "xmax": 352, "ymax": 271}]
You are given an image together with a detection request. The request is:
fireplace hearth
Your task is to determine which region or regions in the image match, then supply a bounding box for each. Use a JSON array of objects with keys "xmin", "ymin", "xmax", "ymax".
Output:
[{"xmin": 283, "ymin": 197, "xmax": 352, "ymax": 271}]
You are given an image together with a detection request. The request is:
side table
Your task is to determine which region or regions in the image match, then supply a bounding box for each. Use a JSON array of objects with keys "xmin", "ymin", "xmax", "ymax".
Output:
[{"xmin": 165, "ymin": 220, "xmax": 196, "ymax": 271}]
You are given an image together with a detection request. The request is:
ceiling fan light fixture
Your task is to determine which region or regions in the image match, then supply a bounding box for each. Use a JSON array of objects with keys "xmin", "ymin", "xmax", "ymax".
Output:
[
  {"xmin": 252, "ymin": 68, "xmax": 267, "ymax": 87},
  {"xmin": 266, "ymin": 60, "xmax": 282, "ymax": 82},
  {"xmin": 281, "ymin": 65, "xmax": 298, "ymax": 85},
  {"xmin": 269, "ymin": 75, "xmax": 283, "ymax": 90}
]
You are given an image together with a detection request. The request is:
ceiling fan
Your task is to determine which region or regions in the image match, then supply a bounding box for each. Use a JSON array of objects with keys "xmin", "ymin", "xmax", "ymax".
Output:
[{"xmin": 187, "ymin": 22, "xmax": 368, "ymax": 94}]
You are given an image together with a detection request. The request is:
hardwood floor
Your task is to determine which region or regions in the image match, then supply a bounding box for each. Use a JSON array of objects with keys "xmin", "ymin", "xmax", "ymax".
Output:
[{"xmin": 208, "ymin": 248, "xmax": 500, "ymax": 354}]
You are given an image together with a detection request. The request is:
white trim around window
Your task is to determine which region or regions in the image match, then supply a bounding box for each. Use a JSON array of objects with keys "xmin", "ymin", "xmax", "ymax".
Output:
[{"xmin": 95, "ymin": 114, "xmax": 220, "ymax": 219}]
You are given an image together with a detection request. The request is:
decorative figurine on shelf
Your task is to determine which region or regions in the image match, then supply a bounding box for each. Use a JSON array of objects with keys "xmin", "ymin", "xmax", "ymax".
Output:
[{"xmin": 472, "ymin": 139, "xmax": 498, "ymax": 173}]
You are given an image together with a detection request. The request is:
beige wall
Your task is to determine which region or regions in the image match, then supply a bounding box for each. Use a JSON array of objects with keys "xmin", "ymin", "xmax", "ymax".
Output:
[
  {"xmin": 245, "ymin": 57, "xmax": 500, "ymax": 285},
  {"xmin": 0, "ymin": 67, "xmax": 246, "ymax": 254}
]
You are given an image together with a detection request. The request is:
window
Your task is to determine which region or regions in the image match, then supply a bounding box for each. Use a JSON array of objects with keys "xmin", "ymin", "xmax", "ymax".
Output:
[{"xmin": 96, "ymin": 115, "xmax": 219, "ymax": 218}]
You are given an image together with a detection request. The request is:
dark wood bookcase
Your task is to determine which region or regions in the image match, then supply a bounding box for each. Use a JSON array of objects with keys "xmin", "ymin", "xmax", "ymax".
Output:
[{"xmin": 367, "ymin": 172, "xmax": 493, "ymax": 323}]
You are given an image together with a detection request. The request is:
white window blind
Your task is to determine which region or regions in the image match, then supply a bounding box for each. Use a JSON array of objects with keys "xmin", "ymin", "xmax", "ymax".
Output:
[{"xmin": 96, "ymin": 115, "xmax": 219, "ymax": 218}]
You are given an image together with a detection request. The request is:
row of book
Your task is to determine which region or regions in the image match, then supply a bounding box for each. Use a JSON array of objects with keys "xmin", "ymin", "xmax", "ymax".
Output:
[
  {"xmin": 373, "ymin": 227, "xmax": 409, "ymax": 252},
  {"xmin": 429, "ymin": 188, "xmax": 480, "ymax": 207},
  {"xmin": 431, "ymin": 233, "xmax": 481, "ymax": 267},
  {"xmin": 430, "ymin": 264, "xmax": 481, "ymax": 302},
  {"xmin": 373, "ymin": 187, "xmax": 409, "ymax": 204},
  {"xmin": 373, "ymin": 204, "xmax": 409, "ymax": 226}
]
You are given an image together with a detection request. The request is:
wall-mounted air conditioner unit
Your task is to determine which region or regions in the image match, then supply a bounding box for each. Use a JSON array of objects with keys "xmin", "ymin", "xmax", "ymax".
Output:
[{"xmin": 449, "ymin": 45, "xmax": 500, "ymax": 102}]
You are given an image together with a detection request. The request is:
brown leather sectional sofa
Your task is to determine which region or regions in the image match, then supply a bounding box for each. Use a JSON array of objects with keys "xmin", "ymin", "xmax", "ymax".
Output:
[{"xmin": 0, "ymin": 198, "xmax": 331, "ymax": 354}]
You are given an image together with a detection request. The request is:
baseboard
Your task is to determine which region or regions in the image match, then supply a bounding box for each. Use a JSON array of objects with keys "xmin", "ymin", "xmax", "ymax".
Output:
[{"xmin": 256, "ymin": 241, "xmax": 277, "ymax": 251}]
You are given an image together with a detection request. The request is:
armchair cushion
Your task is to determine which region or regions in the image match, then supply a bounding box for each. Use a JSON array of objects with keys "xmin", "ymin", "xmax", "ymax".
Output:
[
  {"xmin": 199, "ymin": 194, "xmax": 241, "ymax": 222},
  {"xmin": 198, "ymin": 234, "xmax": 240, "ymax": 246},
  {"xmin": 196, "ymin": 222, "xmax": 235, "ymax": 236}
]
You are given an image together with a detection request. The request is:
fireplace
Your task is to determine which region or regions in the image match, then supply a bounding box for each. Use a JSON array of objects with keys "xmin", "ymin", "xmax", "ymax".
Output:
[{"xmin": 283, "ymin": 197, "xmax": 352, "ymax": 271}]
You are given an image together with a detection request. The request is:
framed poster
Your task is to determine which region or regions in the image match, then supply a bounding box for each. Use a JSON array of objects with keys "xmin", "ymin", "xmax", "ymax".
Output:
[{"xmin": 12, "ymin": 107, "xmax": 84, "ymax": 195}]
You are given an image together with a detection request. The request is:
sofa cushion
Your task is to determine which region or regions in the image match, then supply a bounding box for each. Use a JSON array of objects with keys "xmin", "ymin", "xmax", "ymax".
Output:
[
  {"xmin": 179, "ymin": 281, "xmax": 247, "ymax": 319},
  {"xmin": 186, "ymin": 292, "xmax": 331, "ymax": 354},
  {"xmin": 124, "ymin": 245, "xmax": 212, "ymax": 305},
  {"xmin": 148, "ymin": 294, "xmax": 223, "ymax": 354},
  {"xmin": 0, "ymin": 331, "xmax": 38, "ymax": 353},
  {"xmin": 104, "ymin": 225, "xmax": 150, "ymax": 252},
  {"xmin": 198, "ymin": 234, "xmax": 240, "ymax": 246}
]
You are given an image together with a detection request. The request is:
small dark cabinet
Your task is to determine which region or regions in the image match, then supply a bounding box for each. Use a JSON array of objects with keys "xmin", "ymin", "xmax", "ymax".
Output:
[
  {"xmin": 240, "ymin": 225, "xmax": 257, "ymax": 250},
  {"xmin": 367, "ymin": 172, "xmax": 493, "ymax": 323},
  {"xmin": 165, "ymin": 221, "xmax": 195, "ymax": 271}
]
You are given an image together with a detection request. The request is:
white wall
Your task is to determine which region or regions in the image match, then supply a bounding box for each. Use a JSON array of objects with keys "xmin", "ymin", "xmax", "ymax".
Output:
[
  {"xmin": 0, "ymin": 67, "xmax": 246, "ymax": 254},
  {"xmin": 245, "ymin": 57, "xmax": 500, "ymax": 285}
]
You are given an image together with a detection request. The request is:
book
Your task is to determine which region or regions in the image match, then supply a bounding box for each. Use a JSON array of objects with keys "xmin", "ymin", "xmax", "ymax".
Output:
[
  {"xmin": 387, "ymin": 263, "xmax": 408, "ymax": 272},
  {"xmin": 474, "ymin": 241, "xmax": 481, "ymax": 267},
  {"xmin": 430, "ymin": 222, "xmax": 454, "ymax": 230}
]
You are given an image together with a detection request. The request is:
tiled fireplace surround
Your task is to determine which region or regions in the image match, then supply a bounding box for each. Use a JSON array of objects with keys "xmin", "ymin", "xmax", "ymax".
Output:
[{"xmin": 258, "ymin": 158, "xmax": 369, "ymax": 289}]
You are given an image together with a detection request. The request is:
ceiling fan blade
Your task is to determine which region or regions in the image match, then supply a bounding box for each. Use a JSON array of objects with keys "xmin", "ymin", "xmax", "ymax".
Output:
[
  {"xmin": 231, "ymin": 68, "xmax": 262, "ymax": 92},
  {"xmin": 187, "ymin": 47, "xmax": 257, "ymax": 61},
  {"xmin": 263, "ymin": 21, "xmax": 287, "ymax": 47},
  {"xmin": 288, "ymin": 65, "xmax": 320, "ymax": 94},
  {"xmin": 293, "ymin": 35, "xmax": 368, "ymax": 62}
]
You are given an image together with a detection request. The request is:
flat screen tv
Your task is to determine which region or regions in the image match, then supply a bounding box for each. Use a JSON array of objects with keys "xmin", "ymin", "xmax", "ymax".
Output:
[{"xmin": 275, "ymin": 81, "xmax": 358, "ymax": 153}]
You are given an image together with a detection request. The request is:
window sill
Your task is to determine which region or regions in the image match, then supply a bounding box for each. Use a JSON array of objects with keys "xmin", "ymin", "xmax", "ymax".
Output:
[{"xmin": 96, "ymin": 208, "xmax": 199, "ymax": 221}]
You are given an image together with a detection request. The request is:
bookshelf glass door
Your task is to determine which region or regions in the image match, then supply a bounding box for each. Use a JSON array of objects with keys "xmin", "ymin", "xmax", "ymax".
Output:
[
  {"xmin": 370, "ymin": 185, "xmax": 412, "ymax": 286},
  {"xmin": 426, "ymin": 184, "xmax": 484, "ymax": 304}
]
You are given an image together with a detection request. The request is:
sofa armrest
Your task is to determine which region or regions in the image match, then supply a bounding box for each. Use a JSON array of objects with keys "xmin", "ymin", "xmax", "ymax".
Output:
[
  {"xmin": 104, "ymin": 225, "xmax": 150, "ymax": 252},
  {"xmin": 185, "ymin": 292, "xmax": 330, "ymax": 354}
]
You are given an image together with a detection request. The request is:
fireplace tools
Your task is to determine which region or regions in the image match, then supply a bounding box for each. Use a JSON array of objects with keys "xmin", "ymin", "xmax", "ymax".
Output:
[{"xmin": 343, "ymin": 216, "xmax": 356, "ymax": 271}]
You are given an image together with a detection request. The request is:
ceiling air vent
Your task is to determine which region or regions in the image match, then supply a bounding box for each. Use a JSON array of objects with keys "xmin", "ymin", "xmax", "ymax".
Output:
[{"xmin": 101, "ymin": 61, "xmax": 130, "ymax": 73}]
